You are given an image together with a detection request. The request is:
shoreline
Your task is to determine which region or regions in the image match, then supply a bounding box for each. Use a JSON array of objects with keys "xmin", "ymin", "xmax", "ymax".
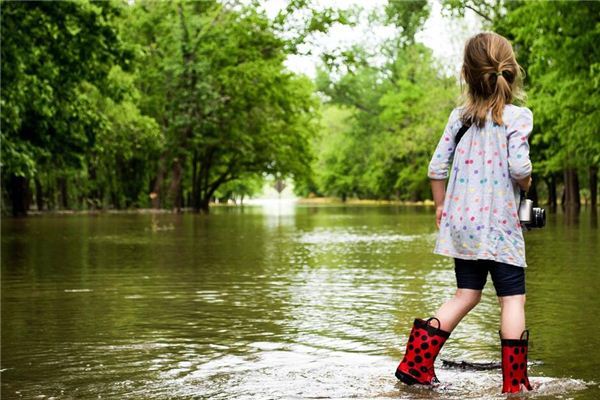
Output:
[
  {"xmin": 15, "ymin": 200, "xmax": 434, "ymax": 215},
  {"xmin": 3, "ymin": 197, "xmax": 593, "ymax": 216}
]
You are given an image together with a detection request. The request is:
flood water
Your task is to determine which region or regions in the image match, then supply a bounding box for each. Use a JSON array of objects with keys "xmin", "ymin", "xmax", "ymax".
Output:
[{"xmin": 2, "ymin": 204, "xmax": 599, "ymax": 399}]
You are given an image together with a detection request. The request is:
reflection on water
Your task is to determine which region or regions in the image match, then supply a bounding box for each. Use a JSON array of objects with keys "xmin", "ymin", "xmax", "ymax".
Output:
[{"xmin": 1, "ymin": 206, "xmax": 599, "ymax": 399}]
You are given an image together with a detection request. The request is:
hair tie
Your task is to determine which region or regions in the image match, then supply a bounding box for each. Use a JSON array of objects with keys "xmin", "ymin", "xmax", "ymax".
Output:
[{"xmin": 495, "ymin": 71, "xmax": 503, "ymax": 77}]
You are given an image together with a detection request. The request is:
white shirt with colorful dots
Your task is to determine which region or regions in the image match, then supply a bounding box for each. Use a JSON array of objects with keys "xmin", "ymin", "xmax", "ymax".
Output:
[{"xmin": 428, "ymin": 104, "xmax": 533, "ymax": 267}]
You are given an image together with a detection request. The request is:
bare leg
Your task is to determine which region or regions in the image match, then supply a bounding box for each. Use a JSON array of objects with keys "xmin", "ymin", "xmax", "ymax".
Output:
[
  {"xmin": 499, "ymin": 294, "xmax": 526, "ymax": 339},
  {"xmin": 434, "ymin": 288, "xmax": 482, "ymax": 332}
]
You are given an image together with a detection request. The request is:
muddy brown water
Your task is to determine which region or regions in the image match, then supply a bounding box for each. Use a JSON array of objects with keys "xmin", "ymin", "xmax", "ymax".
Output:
[{"xmin": 2, "ymin": 205, "xmax": 598, "ymax": 399}]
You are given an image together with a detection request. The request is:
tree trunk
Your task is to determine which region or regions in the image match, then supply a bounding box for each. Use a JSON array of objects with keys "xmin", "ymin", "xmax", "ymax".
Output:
[
  {"xmin": 191, "ymin": 150, "xmax": 198, "ymax": 210},
  {"xmin": 110, "ymin": 188, "xmax": 121, "ymax": 209},
  {"xmin": 58, "ymin": 176, "xmax": 69, "ymax": 209},
  {"xmin": 169, "ymin": 157, "xmax": 184, "ymax": 212},
  {"xmin": 8, "ymin": 175, "xmax": 30, "ymax": 216},
  {"xmin": 199, "ymin": 196, "xmax": 210, "ymax": 214},
  {"xmin": 529, "ymin": 175, "xmax": 539, "ymax": 207},
  {"xmin": 197, "ymin": 174, "xmax": 233, "ymax": 214},
  {"xmin": 192, "ymin": 149, "xmax": 216, "ymax": 213},
  {"xmin": 151, "ymin": 153, "xmax": 167, "ymax": 209},
  {"xmin": 46, "ymin": 173, "xmax": 56, "ymax": 210},
  {"xmin": 180, "ymin": 184, "xmax": 185, "ymax": 209},
  {"xmin": 35, "ymin": 177, "xmax": 44, "ymax": 211},
  {"xmin": 545, "ymin": 174, "xmax": 557, "ymax": 212},
  {"xmin": 564, "ymin": 168, "xmax": 580, "ymax": 225},
  {"xmin": 563, "ymin": 168, "xmax": 580, "ymax": 211},
  {"xmin": 87, "ymin": 160, "xmax": 100, "ymax": 209},
  {"xmin": 590, "ymin": 165, "xmax": 598, "ymax": 209}
]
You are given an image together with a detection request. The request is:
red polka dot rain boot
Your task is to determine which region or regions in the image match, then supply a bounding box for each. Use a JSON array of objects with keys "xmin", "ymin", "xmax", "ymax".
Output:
[
  {"xmin": 395, "ymin": 317, "xmax": 451, "ymax": 385},
  {"xmin": 501, "ymin": 330, "xmax": 533, "ymax": 393}
]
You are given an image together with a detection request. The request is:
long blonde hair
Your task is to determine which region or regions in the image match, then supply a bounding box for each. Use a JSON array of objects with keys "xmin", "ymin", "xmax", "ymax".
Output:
[{"xmin": 460, "ymin": 32, "xmax": 525, "ymax": 127}]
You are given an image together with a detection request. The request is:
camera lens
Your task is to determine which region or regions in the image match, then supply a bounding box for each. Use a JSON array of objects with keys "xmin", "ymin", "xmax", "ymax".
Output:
[{"xmin": 533, "ymin": 207, "xmax": 546, "ymax": 228}]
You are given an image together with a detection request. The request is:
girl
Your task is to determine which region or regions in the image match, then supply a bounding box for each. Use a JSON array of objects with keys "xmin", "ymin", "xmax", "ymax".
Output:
[{"xmin": 395, "ymin": 32, "xmax": 534, "ymax": 394}]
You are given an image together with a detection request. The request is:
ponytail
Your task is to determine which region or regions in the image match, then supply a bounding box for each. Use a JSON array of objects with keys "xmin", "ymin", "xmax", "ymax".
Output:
[
  {"xmin": 490, "ymin": 71, "xmax": 512, "ymax": 126},
  {"xmin": 460, "ymin": 33, "xmax": 525, "ymax": 128}
]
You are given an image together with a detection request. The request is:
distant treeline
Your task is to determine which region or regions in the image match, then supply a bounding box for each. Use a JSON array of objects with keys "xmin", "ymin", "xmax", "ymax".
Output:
[{"xmin": 1, "ymin": 0, "xmax": 598, "ymax": 216}]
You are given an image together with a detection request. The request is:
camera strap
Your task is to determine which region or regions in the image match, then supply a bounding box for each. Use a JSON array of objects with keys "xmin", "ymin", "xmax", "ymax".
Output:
[
  {"xmin": 520, "ymin": 189, "xmax": 527, "ymax": 201},
  {"xmin": 455, "ymin": 122, "xmax": 472, "ymax": 145}
]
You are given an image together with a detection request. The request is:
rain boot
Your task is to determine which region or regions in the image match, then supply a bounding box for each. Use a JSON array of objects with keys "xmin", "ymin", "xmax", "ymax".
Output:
[
  {"xmin": 500, "ymin": 330, "xmax": 533, "ymax": 393},
  {"xmin": 395, "ymin": 317, "xmax": 451, "ymax": 385}
]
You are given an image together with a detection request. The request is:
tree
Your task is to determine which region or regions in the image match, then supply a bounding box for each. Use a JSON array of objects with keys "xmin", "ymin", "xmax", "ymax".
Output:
[
  {"xmin": 123, "ymin": 1, "xmax": 321, "ymax": 213},
  {"xmin": 1, "ymin": 0, "xmax": 135, "ymax": 215},
  {"xmin": 314, "ymin": 40, "xmax": 457, "ymax": 201}
]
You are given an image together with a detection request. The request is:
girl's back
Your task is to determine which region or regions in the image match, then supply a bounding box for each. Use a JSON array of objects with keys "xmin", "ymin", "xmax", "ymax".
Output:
[{"xmin": 428, "ymin": 104, "xmax": 533, "ymax": 267}]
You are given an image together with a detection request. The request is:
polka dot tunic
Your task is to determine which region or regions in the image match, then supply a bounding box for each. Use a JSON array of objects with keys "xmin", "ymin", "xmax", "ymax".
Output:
[{"xmin": 428, "ymin": 105, "xmax": 533, "ymax": 267}]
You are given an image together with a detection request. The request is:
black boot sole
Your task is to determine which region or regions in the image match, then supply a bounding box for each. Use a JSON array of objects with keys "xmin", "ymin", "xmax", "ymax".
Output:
[{"xmin": 395, "ymin": 369, "xmax": 421, "ymax": 385}]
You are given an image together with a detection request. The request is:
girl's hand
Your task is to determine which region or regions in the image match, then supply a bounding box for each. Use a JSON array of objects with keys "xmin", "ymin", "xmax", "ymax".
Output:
[
  {"xmin": 525, "ymin": 176, "xmax": 532, "ymax": 191},
  {"xmin": 436, "ymin": 206, "xmax": 444, "ymax": 228},
  {"xmin": 516, "ymin": 176, "xmax": 532, "ymax": 191}
]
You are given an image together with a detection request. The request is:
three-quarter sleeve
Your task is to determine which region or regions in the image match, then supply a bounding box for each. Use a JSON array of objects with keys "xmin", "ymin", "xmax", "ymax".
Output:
[
  {"xmin": 507, "ymin": 107, "xmax": 533, "ymax": 180},
  {"xmin": 428, "ymin": 108, "xmax": 461, "ymax": 179}
]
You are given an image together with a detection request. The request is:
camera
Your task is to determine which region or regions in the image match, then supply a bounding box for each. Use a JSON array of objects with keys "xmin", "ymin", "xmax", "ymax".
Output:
[{"xmin": 518, "ymin": 197, "xmax": 546, "ymax": 229}]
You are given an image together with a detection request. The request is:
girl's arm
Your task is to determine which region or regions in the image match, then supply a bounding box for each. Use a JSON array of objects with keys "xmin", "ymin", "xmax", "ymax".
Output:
[
  {"xmin": 516, "ymin": 176, "xmax": 532, "ymax": 191},
  {"xmin": 428, "ymin": 109, "xmax": 460, "ymax": 181},
  {"xmin": 507, "ymin": 107, "xmax": 533, "ymax": 190},
  {"xmin": 431, "ymin": 179, "xmax": 446, "ymax": 228},
  {"xmin": 428, "ymin": 109, "xmax": 460, "ymax": 228}
]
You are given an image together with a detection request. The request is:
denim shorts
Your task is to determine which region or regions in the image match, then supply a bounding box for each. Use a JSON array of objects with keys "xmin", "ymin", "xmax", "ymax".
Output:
[{"xmin": 454, "ymin": 258, "xmax": 526, "ymax": 297}]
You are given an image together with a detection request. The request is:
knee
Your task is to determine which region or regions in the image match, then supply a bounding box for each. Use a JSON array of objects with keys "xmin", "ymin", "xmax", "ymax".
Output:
[
  {"xmin": 499, "ymin": 294, "xmax": 526, "ymax": 308},
  {"xmin": 455, "ymin": 289, "xmax": 482, "ymax": 309}
]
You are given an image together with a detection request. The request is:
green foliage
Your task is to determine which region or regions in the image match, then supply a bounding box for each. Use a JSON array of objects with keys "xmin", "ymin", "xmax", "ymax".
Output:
[
  {"xmin": 502, "ymin": 1, "xmax": 600, "ymax": 173},
  {"xmin": 86, "ymin": 66, "xmax": 163, "ymax": 208},
  {"xmin": 214, "ymin": 174, "xmax": 265, "ymax": 203},
  {"xmin": 1, "ymin": 0, "xmax": 132, "ymax": 175},
  {"xmin": 0, "ymin": 0, "xmax": 160, "ymax": 212},
  {"xmin": 440, "ymin": 0, "xmax": 501, "ymax": 24},
  {"xmin": 121, "ymin": 0, "xmax": 322, "ymax": 211},
  {"xmin": 271, "ymin": 0, "xmax": 358, "ymax": 55},
  {"xmin": 314, "ymin": 44, "xmax": 457, "ymax": 201},
  {"xmin": 384, "ymin": 0, "xmax": 430, "ymax": 44},
  {"xmin": 3, "ymin": 0, "xmax": 596, "ymax": 213},
  {"xmin": 2, "ymin": 0, "xmax": 337, "ymax": 214},
  {"xmin": 309, "ymin": 105, "xmax": 356, "ymax": 198}
]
